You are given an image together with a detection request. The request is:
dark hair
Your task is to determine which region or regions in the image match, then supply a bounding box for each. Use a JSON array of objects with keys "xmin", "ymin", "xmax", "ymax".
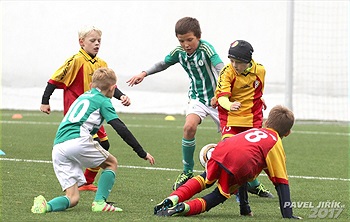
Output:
[
  {"xmin": 265, "ymin": 105, "xmax": 295, "ymax": 137},
  {"xmin": 175, "ymin": 17, "xmax": 201, "ymax": 38}
]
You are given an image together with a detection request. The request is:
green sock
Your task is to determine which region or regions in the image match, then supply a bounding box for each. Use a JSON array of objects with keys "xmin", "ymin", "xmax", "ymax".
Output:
[
  {"xmin": 47, "ymin": 196, "xmax": 70, "ymax": 212},
  {"xmin": 94, "ymin": 169, "xmax": 116, "ymax": 202},
  {"xmin": 182, "ymin": 138, "xmax": 195, "ymax": 174},
  {"xmin": 248, "ymin": 178, "xmax": 260, "ymax": 187}
]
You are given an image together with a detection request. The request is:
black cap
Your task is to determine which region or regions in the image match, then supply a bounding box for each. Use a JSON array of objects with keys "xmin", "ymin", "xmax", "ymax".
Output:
[{"xmin": 228, "ymin": 40, "xmax": 254, "ymax": 63}]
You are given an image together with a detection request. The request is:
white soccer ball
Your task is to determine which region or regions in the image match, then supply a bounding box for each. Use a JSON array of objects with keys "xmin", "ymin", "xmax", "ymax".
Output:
[{"xmin": 199, "ymin": 143, "xmax": 216, "ymax": 168}]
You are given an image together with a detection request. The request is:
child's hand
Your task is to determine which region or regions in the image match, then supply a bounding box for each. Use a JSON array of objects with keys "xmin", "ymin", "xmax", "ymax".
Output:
[
  {"xmin": 40, "ymin": 104, "xmax": 51, "ymax": 114},
  {"xmin": 230, "ymin": 101, "xmax": 241, "ymax": 111},
  {"xmin": 210, "ymin": 97, "xmax": 218, "ymax": 108},
  {"xmin": 127, "ymin": 72, "xmax": 147, "ymax": 86},
  {"xmin": 144, "ymin": 153, "xmax": 155, "ymax": 165},
  {"xmin": 120, "ymin": 95, "xmax": 131, "ymax": 106}
]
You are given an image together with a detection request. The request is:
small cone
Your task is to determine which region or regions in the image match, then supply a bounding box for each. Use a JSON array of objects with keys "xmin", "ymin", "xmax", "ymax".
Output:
[
  {"xmin": 0, "ymin": 150, "xmax": 5, "ymax": 155},
  {"xmin": 12, "ymin": 114, "xmax": 23, "ymax": 119},
  {"xmin": 164, "ymin": 115, "xmax": 176, "ymax": 121}
]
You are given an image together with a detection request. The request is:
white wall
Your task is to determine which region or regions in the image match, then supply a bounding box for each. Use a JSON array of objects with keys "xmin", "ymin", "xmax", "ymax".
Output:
[{"xmin": 1, "ymin": 1, "xmax": 348, "ymax": 121}]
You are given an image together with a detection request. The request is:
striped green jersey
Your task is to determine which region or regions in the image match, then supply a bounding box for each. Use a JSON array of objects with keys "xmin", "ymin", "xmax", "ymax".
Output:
[
  {"xmin": 54, "ymin": 88, "xmax": 118, "ymax": 145},
  {"xmin": 165, "ymin": 40, "xmax": 223, "ymax": 106}
]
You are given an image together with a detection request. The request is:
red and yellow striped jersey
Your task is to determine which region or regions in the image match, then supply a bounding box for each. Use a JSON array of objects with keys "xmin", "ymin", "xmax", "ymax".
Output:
[
  {"xmin": 211, "ymin": 128, "xmax": 288, "ymax": 186},
  {"xmin": 215, "ymin": 59, "xmax": 265, "ymax": 128},
  {"xmin": 48, "ymin": 48, "xmax": 107, "ymax": 114}
]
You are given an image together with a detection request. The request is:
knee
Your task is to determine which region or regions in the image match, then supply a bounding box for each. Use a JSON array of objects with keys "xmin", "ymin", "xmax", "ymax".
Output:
[
  {"xmin": 107, "ymin": 155, "xmax": 118, "ymax": 172},
  {"xmin": 183, "ymin": 124, "xmax": 197, "ymax": 137},
  {"xmin": 100, "ymin": 154, "xmax": 118, "ymax": 172},
  {"xmin": 111, "ymin": 155, "xmax": 117, "ymax": 167},
  {"xmin": 202, "ymin": 187, "xmax": 228, "ymax": 212}
]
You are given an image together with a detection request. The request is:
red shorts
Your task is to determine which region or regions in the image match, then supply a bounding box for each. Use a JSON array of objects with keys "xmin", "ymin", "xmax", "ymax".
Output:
[
  {"xmin": 205, "ymin": 159, "xmax": 239, "ymax": 198},
  {"xmin": 221, "ymin": 126, "xmax": 252, "ymax": 140}
]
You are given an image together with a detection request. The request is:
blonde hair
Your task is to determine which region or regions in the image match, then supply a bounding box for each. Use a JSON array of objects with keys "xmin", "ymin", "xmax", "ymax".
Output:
[
  {"xmin": 78, "ymin": 26, "xmax": 102, "ymax": 39},
  {"xmin": 265, "ymin": 105, "xmax": 295, "ymax": 137},
  {"xmin": 91, "ymin": 68, "xmax": 117, "ymax": 91}
]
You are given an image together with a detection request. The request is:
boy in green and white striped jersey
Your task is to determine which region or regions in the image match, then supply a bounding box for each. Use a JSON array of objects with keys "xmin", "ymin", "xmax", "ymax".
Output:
[{"xmin": 127, "ymin": 17, "xmax": 224, "ymax": 190}]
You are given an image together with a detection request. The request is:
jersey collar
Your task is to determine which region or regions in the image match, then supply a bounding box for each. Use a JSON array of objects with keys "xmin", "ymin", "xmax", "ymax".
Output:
[{"xmin": 79, "ymin": 48, "xmax": 98, "ymax": 63}]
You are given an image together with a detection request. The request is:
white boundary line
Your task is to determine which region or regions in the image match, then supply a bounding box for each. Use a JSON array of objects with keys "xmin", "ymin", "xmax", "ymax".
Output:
[
  {"xmin": 1, "ymin": 120, "xmax": 349, "ymax": 136},
  {"xmin": 0, "ymin": 157, "xmax": 349, "ymax": 182}
]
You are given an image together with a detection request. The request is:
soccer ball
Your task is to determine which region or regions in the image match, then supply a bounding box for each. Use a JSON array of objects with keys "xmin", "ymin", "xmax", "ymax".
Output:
[{"xmin": 199, "ymin": 143, "xmax": 216, "ymax": 168}]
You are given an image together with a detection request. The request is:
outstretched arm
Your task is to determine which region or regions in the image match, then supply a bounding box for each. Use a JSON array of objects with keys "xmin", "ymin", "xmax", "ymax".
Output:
[
  {"xmin": 127, "ymin": 61, "xmax": 171, "ymax": 86},
  {"xmin": 108, "ymin": 118, "xmax": 155, "ymax": 165}
]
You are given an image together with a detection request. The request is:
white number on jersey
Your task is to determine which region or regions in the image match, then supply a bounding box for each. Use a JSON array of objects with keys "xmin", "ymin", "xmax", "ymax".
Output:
[
  {"xmin": 244, "ymin": 130, "xmax": 268, "ymax": 143},
  {"xmin": 62, "ymin": 99, "xmax": 90, "ymax": 123}
]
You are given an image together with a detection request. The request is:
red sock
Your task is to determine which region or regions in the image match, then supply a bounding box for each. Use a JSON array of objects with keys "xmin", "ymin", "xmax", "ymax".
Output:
[
  {"xmin": 186, "ymin": 198, "xmax": 206, "ymax": 216},
  {"xmin": 84, "ymin": 167, "xmax": 100, "ymax": 184},
  {"xmin": 171, "ymin": 175, "xmax": 206, "ymax": 202}
]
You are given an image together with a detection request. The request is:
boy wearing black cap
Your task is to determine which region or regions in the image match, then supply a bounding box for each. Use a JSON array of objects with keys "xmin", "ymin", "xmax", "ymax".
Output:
[{"xmin": 214, "ymin": 40, "xmax": 273, "ymax": 198}]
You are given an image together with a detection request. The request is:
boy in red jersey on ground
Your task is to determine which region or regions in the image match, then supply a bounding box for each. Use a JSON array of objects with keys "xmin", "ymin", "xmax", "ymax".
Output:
[
  {"xmin": 40, "ymin": 26, "xmax": 131, "ymax": 191},
  {"xmin": 154, "ymin": 105, "xmax": 302, "ymax": 219}
]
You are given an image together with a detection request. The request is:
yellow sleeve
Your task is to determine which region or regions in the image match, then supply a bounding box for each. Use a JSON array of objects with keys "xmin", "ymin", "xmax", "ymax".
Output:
[
  {"xmin": 265, "ymin": 139, "xmax": 289, "ymax": 184},
  {"xmin": 50, "ymin": 55, "xmax": 81, "ymax": 87},
  {"xmin": 218, "ymin": 96, "xmax": 232, "ymax": 111},
  {"xmin": 215, "ymin": 64, "xmax": 235, "ymax": 98}
]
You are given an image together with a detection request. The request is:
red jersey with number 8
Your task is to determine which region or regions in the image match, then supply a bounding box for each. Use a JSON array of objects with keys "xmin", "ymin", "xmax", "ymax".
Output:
[{"xmin": 210, "ymin": 128, "xmax": 288, "ymax": 186}]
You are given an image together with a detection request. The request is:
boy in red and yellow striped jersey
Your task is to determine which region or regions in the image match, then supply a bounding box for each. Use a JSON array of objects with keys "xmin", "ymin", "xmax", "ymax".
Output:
[
  {"xmin": 40, "ymin": 26, "xmax": 131, "ymax": 191},
  {"xmin": 154, "ymin": 105, "xmax": 302, "ymax": 219},
  {"xmin": 214, "ymin": 40, "xmax": 273, "ymax": 198}
]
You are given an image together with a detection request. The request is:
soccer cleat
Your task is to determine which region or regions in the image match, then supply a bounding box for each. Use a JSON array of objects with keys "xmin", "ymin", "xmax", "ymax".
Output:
[
  {"xmin": 78, "ymin": 183, "xmax": 98, "ymax": 192},
  {"xmin": 154, "ymin": 196, "xmax": 178, "ymax": 214},
  {"xmin": 92, "ymin": 201, "xmax": 123, "ymax": 212},
  {"xmin": 155, "ymin": 202, "xmax": 189, "ymax": 217},
  {"xmin": 31, "ymin": 195, "xmax": 48, "ymax": 214},
  {"xmin": 248, "ymin": 183, "xmax": 274, "ymax": 198},
  {"xmin": 172, "ymin": 171, "xmax": 193, "ymax": 190}
]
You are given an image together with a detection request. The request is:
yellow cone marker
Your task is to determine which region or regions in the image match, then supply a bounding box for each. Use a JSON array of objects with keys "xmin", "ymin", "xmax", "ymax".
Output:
[{"xmin": 164, "ymin": 115, "xmax": 176, "ymax": 121}]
